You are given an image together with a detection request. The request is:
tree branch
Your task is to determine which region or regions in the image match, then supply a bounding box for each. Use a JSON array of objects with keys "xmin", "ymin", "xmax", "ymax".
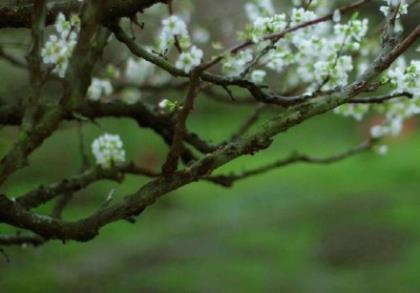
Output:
[
  {"xmin": 230, "ymin": 104, "xmax": 265, "ymax": 141},
  {"xmin": 0, "ymin": 0, "xmax": 165, "ymax": 28},
  {"xmin": 210, "ymin": 140, "xmax": 375, "ymax": 186},
  {"xmin": 22, "ymin": 0, "xmax": 47, "ymax": 131},
  {"xmin": 0, "ymin": 1, "xmax": 109, "ymax": 185},
  {"xmin": 17, "ymin": 162, "xmax": 159, "ymax": 209},
  {"xmin": 0, "ymin": 100, "xmax": 219, "ymax": 154},
  {"xmin": 0, "ymin": 1, "xmax": 417, "ymax": 244},
  {"xmin": 350, "ymin": 92, "xmax": 413, "ymax": 104},
  {"xmin": 0, "ymin": 233, "xmax": 45, "ymax": 247},
  {"xmin": 162, "ymin": 68, "xmax": 203, "ymax": 174},
  {"xmin": 0, "ymin": 47, "xmax": 27, "ymax": 69}
]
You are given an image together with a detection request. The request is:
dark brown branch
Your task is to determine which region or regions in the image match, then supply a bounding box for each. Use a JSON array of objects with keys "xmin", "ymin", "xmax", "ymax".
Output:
[
  {"xmin": 17, "ymin": 162, "xmax": 159, "ymax": 209},
  {"xmin": 162, "ymin": 69, "xmax": 203, "ymax": 174},
  {"xmin": 110, "ymin": 23, "xmax": 340, "ymax": 107},
  {"xmin": 0, "ymin": 0, "xmax": 165, "ymax": 28},
  {"xmin": 22, "ymin": 0, "xmax": 47, "ymax": 131},
  {"xmin": 0, "ymin": 1, "xmax": 109, "ymax": 185},
  {"xmin": 350, "ymin": 92, "xmax": 413, "ymax": 104},
  {"xmin": 0, "ymin": 100, "xmax": 219, "ymax": 156},
  {"xmin": 110, "ymin": 23, "xmax": 257, "ymax": 91},
  {"xmin": 51, "ymin": 192, "xmax": 73, "ymax": 219},
  {"xmin": 377, "ymin": 24, "xmax": 420, "ymax": 72}
]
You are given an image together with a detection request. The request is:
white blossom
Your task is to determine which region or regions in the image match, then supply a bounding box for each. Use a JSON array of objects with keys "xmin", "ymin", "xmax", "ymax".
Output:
[
  {"xmin": 247, "ymin": 14, "xmax": 287, "ymax": 42},
  {"xmin": 87, "ymin": 78, "xmax": 113, "ymax": 101},
  {"xmin": 333, "ymin": 104, "xmax": 369, "ymax": 121},
  {"xmin": 380, "ymin": 0, "xmax": 408, "ymax": 18},
  {"xmin": 91, "ymin": 134, "xmax": 126, "ymax": 169},
  {"xmin": 250, "ymin": 70, "xmax": 266, "ymax": 84},
  {"xmin": 368, "ymin": 59, "xmax": 420, "ymax": 138},
  {"xmin": 158, "ymin": 98, "xmax": 177, "ymax": 112},
  {"xmin": 41, "ymin": 13, "xmax": 80, "ymax": 78},
  {"xmin": 371, "ymin": 125, "xmax": 387, "ymax": 138},
  {"xmin": 375, "ymin": 145, "xmax": 389, "ymax": 156},
  {"xmin": 245, "ymin": 0, "xmax": 275, "ymax": 20},
  {"xmin": 290, "ymin": 8, "xmax": 317, "ymax": 26},
  {"xmin": 223, "ymin": 49, "xmax": 253, "ymax": 77},
  {"xmin": 175, "ymin": 46, "xmax": 203, "ymax": 73},
  {"xmin": 125, "ymin": 58, "xmax": 155, "ymax": 84},
  {"xmin": 162, "ymin": 15, "xmax": 188, "ymax": 37},
  {"xmin": 333, "ymin": 9, "xmax": 341, "ymax": 23},
  {"xmin": 159, "ymin": 99, "xmax": 171, "ymax": 109},
  {"xmin": 237, "ymin": 2, "xmax": 369, "ymax": 92},
  {"xmin": 159, "ymin": 15, "xmax": 189, "ymax": 53},
  {"xmin": 192, "ymin": 27, "xmax": 210, "ymax": 44},
  {"xmin": 370, "ymin": 118, "xmax": 404, "ymax": 138}
]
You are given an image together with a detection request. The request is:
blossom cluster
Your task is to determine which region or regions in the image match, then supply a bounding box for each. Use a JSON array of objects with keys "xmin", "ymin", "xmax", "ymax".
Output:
[
  {"xmin": 223, "ymin": 50, "xmax": 253, "ymax": 78},
  {"xmin": 175, "ymin": 45, "xmax": 203, "ymax": 73},
  {"xmin": 331, "ymin": 1, "xmax": 419, "ymax": 145},
  {"xmin": 91, "ymin": 0, "xmax": 417, "ymax": 158},
  {"xmin": 370, "ymin": 60, "xmax": 420, "ymax": 138},
  {"xmin": 159, "ymin": 15, "xmax": 189, "ymax": 53},
  {"xmin": 379, "ymin": 0, "xmax": 408, "ymax": 18},
  {"xmin": 224, "ymin": 0, "xmax": 369, "ymax": 92},
  {"xmin": 245, "ymin": 0, "xmax": 275, "ymax": 20},
  {"xmin": 91, "ymin": 134, "xmax": 126, "ymax": 169},
  {"xmin": 41, "ymin": 13, "xmax": 80, "ymax": 78},
  {"xmin": 158, "ymin": 15, "xmax": 203, "ymax": 73},
  {"xmin": 333, "ymin": 104, "xmax": 370, "ymax": 121},
  {"xmin": 231, "ymin": 0, "xmax": 419, "ymax": 154}
]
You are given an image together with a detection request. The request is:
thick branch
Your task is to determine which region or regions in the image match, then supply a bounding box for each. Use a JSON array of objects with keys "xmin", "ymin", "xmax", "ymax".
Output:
[
  {"xmin": 0, "ymin": 100, "xmax": 219, "ymax": 154},
  {"xmin": 0, "ymin": 0, "xmax": 164, "ymax": 28}
]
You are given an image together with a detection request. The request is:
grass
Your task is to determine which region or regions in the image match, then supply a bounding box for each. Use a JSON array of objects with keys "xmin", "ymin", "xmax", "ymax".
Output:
[{"xmin": 1, "ymin": 103, "xmax": 420, "ymax": 292}]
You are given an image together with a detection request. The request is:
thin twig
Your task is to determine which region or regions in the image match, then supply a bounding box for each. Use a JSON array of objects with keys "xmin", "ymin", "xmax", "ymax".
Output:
[
  {"xmin": 162, "ymin": 68, "xmax": 203, "ymax": 174},
  {"xmin": 17, "ymin": 162, "xmax": 159, "ymax": 209},
  {"xmin": 209, "ymin": 139, "xmax": 375, "ymax": 186},
  {"xmin": 230, "ymin": 105, "xmax": 265, "ymax": 141}
]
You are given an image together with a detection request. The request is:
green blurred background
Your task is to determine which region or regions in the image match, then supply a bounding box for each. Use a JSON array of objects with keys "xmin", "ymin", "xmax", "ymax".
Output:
[{"xmin": 1, "ymin": 0, "xmax": 420, "ymax": 292}]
